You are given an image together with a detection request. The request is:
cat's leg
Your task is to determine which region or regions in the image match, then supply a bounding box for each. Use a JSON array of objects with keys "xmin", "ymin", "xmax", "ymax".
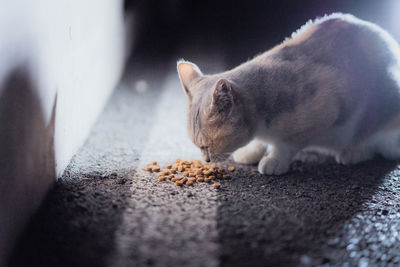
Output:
[
  {"xmin": 233, "ymin": 139, "xmax": 267, "ymax": 164},
  {"xmin": 335, "ymin": 148, "xmax": 374, "ymax": 165},
  {"xmin": 258, "ymin": 142, "xmax": 299, "ymax": 175},
  {"xmin": 337, "ymin": 129, "xmax": 400, "ymax": 164},
  {"xmin": 293, "ymin": 150, "xmax": 328, "ymax": 164},
  {"xmin": 372, "ymin": 128, "xmax": 400, "ymax": 160}
]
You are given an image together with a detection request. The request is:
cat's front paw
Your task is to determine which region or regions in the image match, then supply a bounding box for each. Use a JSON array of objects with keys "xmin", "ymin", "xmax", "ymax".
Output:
[
  {"xmin": 258, "ymin": 156, "xmax": 290, "ymax": 175},
  {"xmin": 233, "ymin": 141, "xmax": 266, "ymax": 165}
]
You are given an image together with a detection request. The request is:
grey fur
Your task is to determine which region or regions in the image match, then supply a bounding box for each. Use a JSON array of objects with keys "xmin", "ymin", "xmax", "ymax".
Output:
[{"xmin": 177, "ymin": 13, "xmax": 400, "ymax": 174}]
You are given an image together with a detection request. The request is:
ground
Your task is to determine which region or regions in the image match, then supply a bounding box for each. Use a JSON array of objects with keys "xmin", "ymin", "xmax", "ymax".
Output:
[{"xmin": 8, "ymin": 55, "xmax": 400, "ymax": 267}]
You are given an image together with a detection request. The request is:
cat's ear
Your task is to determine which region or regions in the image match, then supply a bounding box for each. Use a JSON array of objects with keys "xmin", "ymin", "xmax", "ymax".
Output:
[
  {"xmin": 211, "ymin": 79, "xmax": 234, "ymax": 114},
  {"xmin": 177, "ymin": 60, "xmax": 202, "ymax": 100}
]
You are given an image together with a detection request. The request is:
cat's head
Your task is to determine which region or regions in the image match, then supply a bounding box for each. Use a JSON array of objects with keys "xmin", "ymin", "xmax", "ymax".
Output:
[{"xmin": 177, "ymin": 60, "xmax": 254, "ymax": 162}]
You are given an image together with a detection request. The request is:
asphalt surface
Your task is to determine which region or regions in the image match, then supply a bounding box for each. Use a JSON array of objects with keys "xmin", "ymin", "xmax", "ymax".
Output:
[{"xmin": 8, "ymin": 56, "xmax": 400, "ymax": 267}]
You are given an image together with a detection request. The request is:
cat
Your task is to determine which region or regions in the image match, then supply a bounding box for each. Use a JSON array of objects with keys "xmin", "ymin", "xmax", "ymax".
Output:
[{"xmin": 177, "ymin": 13, "xmax": 400, "ymax": 175}]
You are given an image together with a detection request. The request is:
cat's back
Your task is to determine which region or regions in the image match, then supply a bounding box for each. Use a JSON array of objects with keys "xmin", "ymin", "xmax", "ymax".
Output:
[
  {"xmin": 276, "ymin": 13, "xmax": 399, "ymax": 71},
  {"xmin": 256, "ymin": 13, "xmax": 400, "ymax": 144},
  {"xmin": 298, "ymin": 14, "xmax": 400, "ymax": 135}
]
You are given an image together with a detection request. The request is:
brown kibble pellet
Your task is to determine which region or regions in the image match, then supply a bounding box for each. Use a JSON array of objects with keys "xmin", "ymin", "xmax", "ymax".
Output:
[
  {"xmin": 223, "ymin": 174, "xmax": 230, "ymax": 179},
  {"xmin": 178, "ymin": 166, "xmax": 183, "ymax": 172},
  {"xmin": 195, "ymin": 169, "xmax": 203, "ymax": 175},
  {"xmin": 161, "ymin": 171, "xmax": 169, "ymax": 176},
  {"xmin": 181, "ymin": 177, "xmax": 188, "ymax": 183},
  {"xmin": 183, "ymin": 171, "xmax": 189, "ymax": 176},
  {"xmin": 152, "ymin": 161, "xmax": 158, "ymax": 165},
  {"xmin": 209, "ymin": 175, "xmax": 216, "ymax": 180},
  {"xmin": 168, "ymin": 174, "xmax": 174, "ymax": 180},
  {"xmin": 188, "ymin": 177, "xmax": 196, "ymax": 182},
  {"xmin": 204, "ymin": 177, "xmax": 211, "ymax": 183},
  {"xmin": 213, "ymin": 182, "xmax": 221, "ymax": 189},
  {"xmin": 176, "ymin": 181, "xmax": 184, "ymax": 186},
  {"xmin": 189, "ymin": 172, "xmax": 196, "ymax": 177},
  {"xmin": 153, "ymin": 166, "xmax": 161, "ymax": 172},
  {"xmin": 228, "ymin": 166, "xmax": 235, "ymax": 172},
  {"xmin": 144, "ymin": 166, "xmax": 152, "ymax": 172},
  {"xmin": 186, "ymin": 181, "xmax": 194, "ymax": 186},
  {"xmin": 158, "ymin": 176, "xmax": 166, "ymax": 181},
  {"xmin": 170, "ymin": 169, "xmax": 177, "ymax": 174},
  {"xmin": 197, "ymin": 177, "xmax": 204, "ymax": 182},
  {"xmin": 203, "ymin": 170, "xmax": 211, "ymax": 176},
  {"xmin": 165, "ymin": 164, "xmax": 173, "ymax": 169}
]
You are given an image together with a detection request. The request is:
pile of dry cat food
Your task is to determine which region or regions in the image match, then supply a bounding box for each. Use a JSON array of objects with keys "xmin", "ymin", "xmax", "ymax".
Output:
[{"xmin": 144, "ymin": 159, "xmax": 235, "ymax": 189}]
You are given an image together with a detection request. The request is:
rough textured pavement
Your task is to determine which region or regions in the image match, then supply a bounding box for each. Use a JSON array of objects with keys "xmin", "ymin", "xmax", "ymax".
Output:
[{"xmin": 8, "ymin": 56, "xmax": 400, "ymax": 267}]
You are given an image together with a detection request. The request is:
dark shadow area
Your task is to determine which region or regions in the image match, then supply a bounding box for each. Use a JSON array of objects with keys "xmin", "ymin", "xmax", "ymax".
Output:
[
  {"xmin": 126, "ymin": 0, "xmax": 400, "ymax": 72},
  {"xmin": 8, "ymin": 172, "xmax": 133, "ymax": 267},
  {"xmin": 216, "ymin": 158, "xmax": 398, "ymax": 266},
  {"xmin": 0, "ymin": 67, "xmax": 56, "ymax": 266}
]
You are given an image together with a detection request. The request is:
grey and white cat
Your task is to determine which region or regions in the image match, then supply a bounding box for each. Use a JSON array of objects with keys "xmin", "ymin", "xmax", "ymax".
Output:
[{"xmin": 177, "ymin": 13, "xmax": 400, "ymax": 175}]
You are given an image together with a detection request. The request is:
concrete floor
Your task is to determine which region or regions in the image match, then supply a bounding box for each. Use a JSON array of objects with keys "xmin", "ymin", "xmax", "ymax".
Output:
[{"xmin": 8, "ymin": 56, "xmax": 400, "ymax": 267}]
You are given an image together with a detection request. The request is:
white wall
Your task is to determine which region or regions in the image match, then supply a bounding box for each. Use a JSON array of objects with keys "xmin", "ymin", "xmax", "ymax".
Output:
[{"xmin": 0, "ymin": 0, "xmax": 126, "ymax": 176}]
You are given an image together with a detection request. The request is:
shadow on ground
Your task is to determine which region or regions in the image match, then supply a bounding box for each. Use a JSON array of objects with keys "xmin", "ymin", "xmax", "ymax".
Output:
[
  {"xmin": 8, "ymin": 172, "xmax": 133, "ymax": 267},
  {"xmin": 216, "ymin": 158, "xmax": 398, "ymax": 266}
]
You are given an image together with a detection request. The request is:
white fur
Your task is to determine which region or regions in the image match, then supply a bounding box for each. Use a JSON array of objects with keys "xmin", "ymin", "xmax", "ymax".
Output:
[
  {"xmin": 234, "ymin": 126, "xmax": 400, "ymax": 175},
  {"xmin": 232, "ymin": 139, "xmax": 266, "ymax": 164}
]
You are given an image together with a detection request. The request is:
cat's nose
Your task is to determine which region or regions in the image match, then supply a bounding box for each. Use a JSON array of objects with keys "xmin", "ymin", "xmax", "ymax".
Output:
[
  {"xmin": 201, "ymin": 147, "xmax": 211, "ymax": 162},
  {"xmin": 203, "ymin": 153, "xmax": 210, "ymax": 162}
]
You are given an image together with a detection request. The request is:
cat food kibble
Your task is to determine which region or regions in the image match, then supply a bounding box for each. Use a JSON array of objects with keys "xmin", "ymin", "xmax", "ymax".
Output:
[
  {"xmin": 165, "ymin": 164, "xmax": 173, "ymax": 169},
  {"xmin": 196, "ymin": 177, "xmax": 204, "ymax": 182},
  {"xmin": 213, "ymin": 182, "xmax": 221, "ymax": 189},
  {"xmin": 145, "ymin": 160, "xmax": 236, "ymax": 189},
  {"xmin": 152, "ymin": 166, "xmax": 161, "ymax": 172}
]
